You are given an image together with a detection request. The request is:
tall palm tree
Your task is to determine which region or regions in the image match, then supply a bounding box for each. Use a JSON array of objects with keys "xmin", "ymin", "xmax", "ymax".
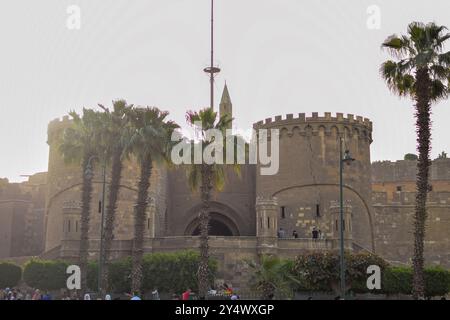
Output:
[
  {"xmin": 125, "ymin": 107, "xmax": 178, "ymax": 294},
  {"xmin": 380, "ymin": 22, "xmax": 450, "ymax": 299},
  {"xmin": 185, "ymin": 107, "xmax": 242, "ymax": 299},
  {"xmin": 59, "ymin": 108, "xmax": 103, "ymax": 292},
  {"xmin": 96, "ymin": 100, "xmax": 133, "ymax": 293}
]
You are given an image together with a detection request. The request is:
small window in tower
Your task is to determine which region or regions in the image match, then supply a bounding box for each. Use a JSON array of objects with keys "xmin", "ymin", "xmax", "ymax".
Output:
[
  {"xmin": 76, "ymin": 221, "xmax": 78, "ymax": 233},
  {"xmin": 316, "ymin": 204, "xmax": 320, "ymax": 217},
  {"xmin": 68, "ymin": 220, "xmax": 71, "ymax": 233},
  {"xmin": 396, "ymin": 186, "xmax": 402, "ymax": 192},
  {"xmin": 335, "ymin": 220, "xmax": 338, "ymax": 231},
  {"xmin": 147, "ymin": 218, "xmax": 150, "ymax": 230},
  {"xmin": 281, "ymin": 206, "xmax": 286, "ymax": 219},
  {"xmin": 267, "ymin": 217, "xmax": 270, "ymax": 229}
]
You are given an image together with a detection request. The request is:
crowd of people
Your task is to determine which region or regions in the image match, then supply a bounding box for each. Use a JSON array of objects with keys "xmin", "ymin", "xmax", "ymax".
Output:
[
  {"xmin": 1, "ymin": 285, "xmax": 239, "ymax": 300},
  {"xmin": 0, "ymin": 288, "xmax": 53, "ymax": 300}
]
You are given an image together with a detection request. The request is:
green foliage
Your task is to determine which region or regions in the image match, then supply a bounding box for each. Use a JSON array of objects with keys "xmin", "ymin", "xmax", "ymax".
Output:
[
  {"xmin": 142, "ymin": 251, "xmax": 216, "ymax": 294},
  {"xmin": 382, "ymin": 266, "xmax": 412, "ymax": 295},
  {"xmin": 23, "ymin": 260, "xmax": 69, "ymax": 290},
  {"xmin": 423, "ymin": 267, "xmax": 450, "ymax": 297},
  {"xmin": 381, "ymin": 266, "xmax": 450, "ymax": 297},
  {"xmin": 247, "ymin": 255, "xmax": 295, "ymax": 299},
  {"xmin": 437, "ymin": 151, "xmax": 448, "ymax": 159},
  {"xmin": 292, "ymin": 252, "xmax": 388, "ymax": 292},
  {"xmin": 86, "ymin": 251, "xmax": 216, "ymax": 294},
  {"xmin": 404, "ymin": 153, "xmax": 418, "ymax": 161},
  {"xmin": 0, "ymin": 262, "xmax": 22, "ymax": 288}
]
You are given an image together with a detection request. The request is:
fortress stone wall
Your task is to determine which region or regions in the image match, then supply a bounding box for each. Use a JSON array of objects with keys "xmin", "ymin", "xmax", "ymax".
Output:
[
  {"xmin": 2, "ymin": 105, "xmax": 449, "ymax": 287},
  {"xmin": 254, "ymin": 112, "xmax": 374, "ymax": 251},
  {"xmin": 372, "ymin": 159, "xmax": 450, "ymax": 266}
]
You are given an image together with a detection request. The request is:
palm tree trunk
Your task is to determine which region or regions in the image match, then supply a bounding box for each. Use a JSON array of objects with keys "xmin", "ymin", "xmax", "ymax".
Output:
[
  {"xmin": 80, "ymin": 154, "xmax": 93, "ymax": 293},
  {"xmin": 101, "ymin": 148, "xmax": 123, "ymax": 293},
  {"xmin": 131, "ymin": 154, "xmax": 152, "ymax": 295},
  {"xmin": 198, "ymin": 164, "xmax": 212, "ymax": 299},
  {"xmin": 412, "ymin": 68, "xmax": 432, "ymax": 300}
]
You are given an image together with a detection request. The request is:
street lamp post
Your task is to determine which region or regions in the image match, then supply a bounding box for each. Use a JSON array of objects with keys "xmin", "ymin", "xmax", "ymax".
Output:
[
  {"xmin": 84, "ymin": 155, "xmax": 107, "ymax": 296},
  {"xmin": 339, "ymin": 136, "xmax": 354, "ymax": 300}
]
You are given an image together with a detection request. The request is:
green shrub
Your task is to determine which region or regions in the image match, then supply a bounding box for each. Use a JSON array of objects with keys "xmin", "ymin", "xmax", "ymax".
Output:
[
  {"xmin": 108, "ymin": 257, "xmax": 132, "ymax": 293},
  {"xmin": 292, "ymin": 251, "xmax": 388, "ymax": 293},
  {"xmin": 23, "ymin": 260, "xmax": 69, "ymax": 290},
  {"xmin": 0, "ymin": 262, "xmax": 22, "ymax": 288},
  {"xmin": 424, "ymin": 266, "xmax": 450, "ymax": 297},
  {"xmin": 382, "ymin": 266, "xmax": 412, "ymax": 295},
  {"xmin": 87, "ymin": 251, "xmax": 217, "ymax": 294},
  {"xmin": 381, "ymin": 266, "xmax": 450, "ymax": 297},
  {"xmin": 87, "ymin": 261, "xmax": 99, "ymax": 292}
]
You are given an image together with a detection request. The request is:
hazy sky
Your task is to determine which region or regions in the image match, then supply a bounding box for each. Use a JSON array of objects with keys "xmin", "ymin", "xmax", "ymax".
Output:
[{"xmin": 1, "ymin": 0, "xmax": 450, "ymax": 182}]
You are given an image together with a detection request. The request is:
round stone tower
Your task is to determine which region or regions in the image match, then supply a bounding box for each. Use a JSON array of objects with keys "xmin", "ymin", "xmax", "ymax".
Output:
[
  {"xmin": 45, "ymin": 116, "xmax": 168, "ymax": 258},
  {"xmin": 253, "ymin": 112, "xmax": 375, "ymax": 251}
]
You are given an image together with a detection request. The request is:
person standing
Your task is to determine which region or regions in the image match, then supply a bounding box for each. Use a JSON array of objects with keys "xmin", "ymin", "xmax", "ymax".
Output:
[
  {"xmin": 131, "ymin": 292, "xmax": 142, "ymax": 300},
  {"xmin": 312, "ymin": 227, "xmax": 319, "ymax": 240},
  {"xmin": 292, "ymin": 230, "xmax": 299, "ymax": 238},
  {"xmin": 152, "ymin": 288, "xmax": 160, "ymax": 300},
  {"xmin": 182, "ymin": 288, "xmax": 191, "ymax": 300}
]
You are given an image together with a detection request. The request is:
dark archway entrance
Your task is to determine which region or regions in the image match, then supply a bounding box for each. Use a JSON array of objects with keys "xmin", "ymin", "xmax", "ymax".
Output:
[
  {"xmin": 192, "ymin": 219, "xmax": 233, "ymax": 236},
  {"xmin": 185, "ymin": 212, "xmax": 240, "ymax": 236}
]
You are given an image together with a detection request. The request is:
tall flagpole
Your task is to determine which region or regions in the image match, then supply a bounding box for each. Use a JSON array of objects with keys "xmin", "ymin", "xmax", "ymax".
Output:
[{"xmin": 204, "ymin": 0, "xmax": 220, "ymax": 110}]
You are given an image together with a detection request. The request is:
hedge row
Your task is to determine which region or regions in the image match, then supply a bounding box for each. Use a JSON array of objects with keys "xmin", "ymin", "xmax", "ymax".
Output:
[
  {"xmin": 22, "ymin": 251, "xmax": 217, "ymax": 294},
  {"xmin": 292, "ymin": 252, "xmax": 388, "ymax": 292},
  {"xmin": 0, "ymin": 262, "xmax": 22, "ymax": 288},
  {"xmin": 291, "ymin": 252, "xmax": 450, "ymax": 297},
  {"xmin": 23, "ymin": 260, "xmax": 69, "ymax": 290},
  {"xmin": 382, "ymin": 266, "xmax": 450, "ymax": 297}
]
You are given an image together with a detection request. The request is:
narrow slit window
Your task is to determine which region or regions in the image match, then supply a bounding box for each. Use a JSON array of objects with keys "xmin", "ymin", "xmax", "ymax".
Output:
[{"xmin": 281, "ymin": 206, "xmax": 286, "ymax": 219}]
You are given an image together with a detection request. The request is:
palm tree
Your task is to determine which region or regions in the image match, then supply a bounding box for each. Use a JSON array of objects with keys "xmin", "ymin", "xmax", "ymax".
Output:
[
  {"xmin": 247, "ymin": 256, "xmax": 294, "ymax": 300},
  {"xmin": 59, "ymin": 108, "xmax": 103, "ymax": 292},
  {"xmin": 96, "ymin": 100, "xmax": 133, "ymax": 293},
  {"xmin": 185, "ymin": 107, "xmax": 241, "ymax": 299},
  {"xmin": 125, "ymin": 106, "xmax": 178, "ymax": 294},
  {"xmin": 380, "ymin": 22, "xmax": 450, "ymax": 299}
]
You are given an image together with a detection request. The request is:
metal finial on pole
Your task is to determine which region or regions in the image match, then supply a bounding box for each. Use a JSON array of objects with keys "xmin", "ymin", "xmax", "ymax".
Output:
[{"xmin": 203, "ymin": 0, "xmax": 220, "ymax": 110}]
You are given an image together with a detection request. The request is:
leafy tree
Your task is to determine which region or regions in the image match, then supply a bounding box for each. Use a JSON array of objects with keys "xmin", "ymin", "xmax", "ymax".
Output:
[
  {"xmin": 23, "ymin": 260, "xmax": 69, "ymax": 291},
  {"xmin": 124, "ymin": 107, "xmax": 178, "ymax": 294},
  {"xmin": 380, "ymin": 22, "xmax": 450, "ymax": 299},
  {"xmin": 437, "ymin": 151, "xmax": 447, "ymax": 159},
  {"xmin": 0, "ymin": 262, "xmax": 22, "ymax": 288},
  {"xmin": 404, "ymin": 153, "xmax": 418, "ymax": 161}
]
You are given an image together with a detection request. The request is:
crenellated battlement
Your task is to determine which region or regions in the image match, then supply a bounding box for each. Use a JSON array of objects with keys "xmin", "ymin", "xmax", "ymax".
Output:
[
  {"xmin": 254, "ymin": 112, "xmax": 372, "ymax": 129},
  {"xmin": 253, "ymin": 112, "xmax": 372, "ymax": 142}
]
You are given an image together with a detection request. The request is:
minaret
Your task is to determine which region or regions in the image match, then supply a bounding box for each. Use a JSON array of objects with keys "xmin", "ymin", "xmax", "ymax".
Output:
[{"xmin": 219, "ymin": 83, "xmax": 233, "ymax": 129}]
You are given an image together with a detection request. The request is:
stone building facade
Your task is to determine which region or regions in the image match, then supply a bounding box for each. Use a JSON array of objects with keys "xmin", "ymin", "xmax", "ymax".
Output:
[
  {"xmin": 372, "ymin": 159, "xmax": 450, "ymax": 266},
  {"xmin": 0, "ymin": 173, "xmax": 46, "ymax": 258},
  {"xmin": 2, "ymin": 86, "xmax": 449, "ymax": 286}
]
